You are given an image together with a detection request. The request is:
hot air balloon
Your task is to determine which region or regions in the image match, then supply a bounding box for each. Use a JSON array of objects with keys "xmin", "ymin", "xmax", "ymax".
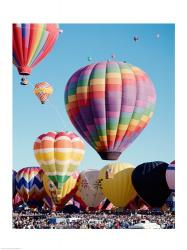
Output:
[
  {"xmin": 43, "ymin": 171, "xmax": 79, "ymax": 205},
  {"xmin": 34, "ymin": 82, "xmax": 53, "ymax": 104},
  {"xmin": 133, "ymin": 36, "xmax": 139, "ymax": 42},
  {"xmin": 98, "ymin": 163, "xmax": 137, "ymax": 207},
  {"xmin": 76, "ymin": 169, "xmax": 105, "ymax": 208},
  {"xmin": 65, "ymin": 61, "xmax": 156, "ymax": 160},
  {"xmin": 34, "ymin": 131, "xmax": 85, "ymax": 201},
  {"xmin": 16, "ymin": 167, "xmax": 46, "ymax": 208},
  {"xmin": 88, "ymin": 56, "xmax": 92, "ymax": 62},
  {"xmin": 13, "ymin": 193, "xmax": 24, "ymax": 210},
  {"xmin": 131, "ymin": 161, "xmax": 171, "ymax": 208},
  {"xmin": 13, "ymin": 170, "xmax": 17, "ymax": 198},
  {"xmin": 166, "ymin": 160, "xmax": 175, "ymax": 192},
  {"xmin": 13, "ymin": 23, "xmax": 61, "ymax": 84}
]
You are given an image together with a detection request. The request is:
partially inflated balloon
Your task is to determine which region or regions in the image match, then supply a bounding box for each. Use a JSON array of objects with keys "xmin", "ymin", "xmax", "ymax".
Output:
[
  {"xmin": 13, "ymin": 24, "xmax": 60, "ymax": 76},
  {"xmin": 43, "ymin": 171, "xmax": 79, "ymax": 204},
  {"xmin": 65, "ymin": 61, "xmax": 156, "ymax": 160},
  {"xmin": 76, "ymin": 169, "xmax": 105, "ymax": 208},
  {"xmin": 132, "ymin": 161, "xmax": 171, "ymax": 208},
  {"xmin": 13, "ymin": 170, "xmax": 17, "ymax": 198},
  {"xmin": 98, "ymin": 163, "xmax": 137, "ymax": 207},
  {"xmin": 34, "ymin": 82, "xmax": 53, "ymax": 104},
  {"xmin": 166, "ymin": 160, "xmax": 175, "ymax": 192},
  {"xmin": 16, "ymin": 167, "xmax": 46, "ymax": 208},
  {"xmin": 13, "ymin": 193, "xmax": 24, "ymax": 209},
  {"xmin": 34, "ymin": 131, "xmax": 84, "ymax": 192}
]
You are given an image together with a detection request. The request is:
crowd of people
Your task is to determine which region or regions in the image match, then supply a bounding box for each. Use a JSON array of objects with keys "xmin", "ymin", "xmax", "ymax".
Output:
[{"xmin": 13, "ymin": 209, "xmax": 175, "ymax": 229}]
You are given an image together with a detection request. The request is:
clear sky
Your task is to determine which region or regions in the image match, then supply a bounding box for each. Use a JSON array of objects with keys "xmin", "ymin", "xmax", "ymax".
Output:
[{"xmin": 13, "ymin": 24, "xmax": 175, "ymax": 171}]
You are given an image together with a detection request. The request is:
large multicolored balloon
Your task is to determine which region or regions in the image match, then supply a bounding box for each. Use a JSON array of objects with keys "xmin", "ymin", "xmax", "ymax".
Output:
[
  {"xmin": 34, "ymin": 131, "xmax": 85, "ymax": 192},
  {"xmin": 76, "ymin": 169, "xmax": 105, "ymax": 208},
  {"xmin": 34, "ymin": 82, "xmax": 53, "ymax": 104},
  {"xmin": 43, "ymin": 171, "xmax": 79, "ymax": 204},
  {"xmin": 13, "ymin": 24, "xmax": 61, "ymax": 77},
  {"xmin": 166, "ymin": 160, "xmax": 175, "ymax": 192},
  {"xmin": 16, "ymin": 167, "xmax": 46, "ymax": 208},
  {"xmin": 65, "ymin": 61, "xmax": 156, "ymax": 160},
  {"xmin": 131, "ymin": 161, "xmax": 171, "ymax": 208},
  {"xmin": 98, "ymin": 162, "xmax": 137, "ymax": 207},
  {"xmin": 13, "ymin": 170, "xmax": 17, "ymax": 198}
]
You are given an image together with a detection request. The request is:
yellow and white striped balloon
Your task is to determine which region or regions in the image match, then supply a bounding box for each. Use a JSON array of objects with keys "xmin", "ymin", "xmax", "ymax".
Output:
[{"xmin": 34, "ymin": 131, "xmax": 85, "ymax": 192}]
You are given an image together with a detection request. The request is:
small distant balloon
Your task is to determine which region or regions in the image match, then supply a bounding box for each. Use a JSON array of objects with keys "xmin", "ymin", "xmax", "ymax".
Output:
[
  {"xmin": 111, "ymin": 53, "xmax": 116, "ymax": 60},
  {"xmin": 133, "ymin": 36, "xmax": 139, "ymax": 42},
  {"xmin": 88, "ymin": 56, "xmax": 92, "ymax": 62}
]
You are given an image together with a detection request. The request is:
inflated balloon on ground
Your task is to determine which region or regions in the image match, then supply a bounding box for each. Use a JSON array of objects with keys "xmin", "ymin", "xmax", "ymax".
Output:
[
  {"xmin": 43, "ymin": 171, "xmax": 79, "ymax": 204},
  {"xmin": 131, "ymin": 161, "xmax": 171, "ymax": 208},
  {"xmin": 76, "ymin": 169, "xmax": 105, "ymax": 208},
  {"xmin": 166, "ymin": 160, "xmax": 175, "ymax": 192},
  {"xmin": 34, "ymin": 131, "xmax": 85, "ymax": 197},
  {"xmin": 16, "ymin": 167, "xmax": 46, "ymax": 208},
  {"xmin": 98, "ymin": 162, "xmax": 137, "ymax": 207}
]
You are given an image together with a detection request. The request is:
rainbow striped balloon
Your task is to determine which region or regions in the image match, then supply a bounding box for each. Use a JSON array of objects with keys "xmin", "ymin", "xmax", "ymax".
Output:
[
  {"xmin": 34, "ymin": 131, "xmax": 85, "ymax": 189},
  {"xmin": 13, "ymin": 23, "xmax": 60, "ymax": 75},
  {"xmin": 34, "ymin": 82, "xmax": 53, "ymax": 104},
  {"xmin": 65, "ymin": 61, "xmax": 156, "ymax": 160}
]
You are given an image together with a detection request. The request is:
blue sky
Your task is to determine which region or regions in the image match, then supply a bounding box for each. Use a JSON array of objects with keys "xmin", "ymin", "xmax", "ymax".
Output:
[{"xmin": 13, "ymin": 24, "xmax": 175, "ymax": 171}]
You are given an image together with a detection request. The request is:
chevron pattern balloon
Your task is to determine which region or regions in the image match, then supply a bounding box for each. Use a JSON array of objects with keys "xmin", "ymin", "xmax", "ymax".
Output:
[
  {"xmin": 16, "ymin": 167, "xmax": 45, "ymax": 207},
  {"xmin": 13, "ymin": 23, "xmax": 60, "ymax": 75},
  {"xmin": 13, "ymin": 170, "xmax": 17, "ymax": 198},
  {"xmin": 65, "ymin": 61, "xmax": 156, "ymax": 160}
]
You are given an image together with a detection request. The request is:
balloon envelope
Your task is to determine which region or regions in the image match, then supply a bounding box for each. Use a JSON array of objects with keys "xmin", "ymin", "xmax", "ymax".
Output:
[
  {"xmin": 13, "ymin": 170, "xmax": 17, "ymax": 198},
  {"xmin": 16, "ymin": 167, "xmax": 46, "ymax": 208},
  {"xmin": 98, "ymin": 163, "xmax": 137, "ymax": 207},
  {"xmin": 65, "ymin": 61, "xmax": 156, "ymax": 160},
  {"xmin": 166, "ymin": 160, "xmax": 175, "ymax": 192},
  {"xmin": 131, "ymin": 161, "xmax": 171, "ymax": 208},
  {"xmin": 43, "ymin": 171, "xmax": 79, "ymax": 204},
  {"xmin": 13, "ymin": 23, "xmax": 60, "ymax": 75},
  {"xmin": 34, "ymin": 131, "xmax": 84, "ymax": 189},
  {"xmin": 76, "ymin": 169, "xmax": 105, "ymax": 208},
  {"xmin": 34, "ymin": 82, "xmax": 53, "ymax": 104}
]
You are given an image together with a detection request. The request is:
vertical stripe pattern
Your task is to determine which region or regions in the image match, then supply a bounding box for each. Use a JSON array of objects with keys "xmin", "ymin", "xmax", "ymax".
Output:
[
  {"xmin": 13, "ymin": 23, "xmax": 60, "ymax": 75},
  {"xmin": 65, "ymin": 61, "xmax": 156, "ymax": 160}
]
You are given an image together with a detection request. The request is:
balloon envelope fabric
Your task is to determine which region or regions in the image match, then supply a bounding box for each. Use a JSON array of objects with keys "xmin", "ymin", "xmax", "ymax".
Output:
[
  {"xmin": 34, "ymin": 82, "xmax": 53, "ymax": 104},
  {"xmin": 15, "ymin": 167, "xmax": 46, "ymax": 208},
  {"xmin": 43, "ymin": 171, "xmax": 79, "ymax": 205},
  {"xmin": 34, "ymin": 131, "xmax": 85, "ymax": 188},
  {"xmin": 13, "ymin": 170, "xmax": 17, "ymax": 198},
  {"xmin": 98, "ymin": 162, "xmax": 137, "ymax": 207},
  {"xmin": 76, "ymin": 169, "xmax": 105, "ymax": 208},
  {"xmin": 131, "ymin": 161, "xmax": 171, "ymax": 208},
  {"xmin": 65, "ymin": 61, "xmax": 156, "ymax": 160},
  {"xmin": 13, "ymin": 23, "xmax": 60, "ymax": 75},
  {"xmin": 166, "ymin": 160, "xmax": 175, "ymax": 192}
]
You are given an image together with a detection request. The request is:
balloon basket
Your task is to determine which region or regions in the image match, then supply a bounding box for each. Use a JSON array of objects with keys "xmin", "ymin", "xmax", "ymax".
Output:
[{"xmin": 98, "ymin": 151, "xmax": 121, "ymax": 160}]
